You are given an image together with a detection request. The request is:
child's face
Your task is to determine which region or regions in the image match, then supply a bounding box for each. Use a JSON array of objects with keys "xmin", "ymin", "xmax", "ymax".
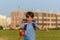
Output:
[{"xmin": 27, "ymin": 16, "xmax": 33, "ymax": 23}]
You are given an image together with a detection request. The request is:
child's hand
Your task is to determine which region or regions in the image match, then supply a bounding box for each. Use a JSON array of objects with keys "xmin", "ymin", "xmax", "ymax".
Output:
[
  {"xmin": 7, "ymin": 25, "xmax": 11, "ymax": 28},
  {"xmin": 7, "ymin": 25, "xmax": 14, "ymax": 29},
  {"xmin": 38, "ymin": 27, "xmax": 48, "ymax": 31},
  {"xmin": 38, "ymin": 27, "xmax": 43, "ymax": 30},
  {"xmin": 43, "ymin": 27, "xmax": 49, "ymax": 31}
]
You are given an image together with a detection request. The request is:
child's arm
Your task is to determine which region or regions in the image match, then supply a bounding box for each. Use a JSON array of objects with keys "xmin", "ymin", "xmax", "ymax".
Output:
[
  {"xmin": 38, "ymin": 27, "xmax": 43, "ymax": 30},
  {"xmin": 34, "ymin": 23, "xmax": 43, "ymax": 30},
  {"xmin": 38, "ymin": 27, "xmax": 49, "ymax": 31},
  {"xmin": 10, "ymin": 26, "xmax": 20, "ymax": 30}
]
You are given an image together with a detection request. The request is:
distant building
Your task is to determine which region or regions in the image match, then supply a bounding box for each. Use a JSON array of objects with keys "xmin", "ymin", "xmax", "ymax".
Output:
[
  {"xmin": 34, "ymin": 10, "xmax": 60, "ymax": 29},
  {"xmin": 7, "ymin": 17, "xmax": 11, "ymax": 25},
  {"xmin": 0, "ymin": 15, "xmax": 6, "ymax": 27},
  {"xmin": 11, "ymin": 10, "xmax": 60, "ymax": 29},
  {"xmin": 11, "ymin": 11, "xmax": 25, "ymax": 27},
  {"xmin": 0, "ymin": 15, "xmax": 11, "ymax": 29}
]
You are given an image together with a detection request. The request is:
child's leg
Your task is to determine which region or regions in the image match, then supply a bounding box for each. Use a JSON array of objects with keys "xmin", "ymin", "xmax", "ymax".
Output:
[{"xmin": 18, "ymin": 36, "xmax": 20, "ymax": 40}]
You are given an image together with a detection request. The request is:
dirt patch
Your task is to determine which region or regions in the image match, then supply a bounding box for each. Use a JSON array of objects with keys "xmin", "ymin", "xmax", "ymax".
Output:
[{"xmin": 0, "ymin": 37, "xmax": 9, "ymax": 40}]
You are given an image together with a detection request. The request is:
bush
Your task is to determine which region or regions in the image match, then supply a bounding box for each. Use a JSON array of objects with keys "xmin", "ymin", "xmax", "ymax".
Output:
[{"xmin": 0, "ymin": 25, "xmax": 3, "ymax": 29}]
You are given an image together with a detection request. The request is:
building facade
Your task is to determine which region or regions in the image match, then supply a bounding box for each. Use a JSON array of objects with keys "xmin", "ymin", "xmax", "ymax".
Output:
[
  {"xmin": 11, "ymin": 10, "xmax": 60, "ymax": 29},
  {"xmin": 11, "ymin": 11, "xmax": 25, "ymax": 27},
  {"xmin": 0, "ymin": 15, "xmax": 7, "ymax": 27},
  {"xmin": 34, "ymin": 10, "xmax": 60, "ymax": 29},
  {"xmin": 0, "ymin": 15, "xmax": 11, "ymax": 29}
]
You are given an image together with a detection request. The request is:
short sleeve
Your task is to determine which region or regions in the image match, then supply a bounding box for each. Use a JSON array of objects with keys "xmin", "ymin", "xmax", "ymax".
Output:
[
  {"xmin": 35, "ymin": 23, "xmax": 38, "ymax": 28},
  {"xmin": 20, "ymin": 24, "xmax": 24, "ymax": 28}
]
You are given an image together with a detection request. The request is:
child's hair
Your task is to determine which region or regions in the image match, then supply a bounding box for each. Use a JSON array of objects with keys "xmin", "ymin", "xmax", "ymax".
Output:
[{"xmin": 26, "ymin": 11, "xmax": 34, "ymax": 18}]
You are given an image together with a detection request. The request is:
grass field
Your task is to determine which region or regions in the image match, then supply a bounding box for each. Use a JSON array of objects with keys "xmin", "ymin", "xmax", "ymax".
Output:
[{"xmin": 0, "ymin": 30, "xmax": 60, "ymax": 40}]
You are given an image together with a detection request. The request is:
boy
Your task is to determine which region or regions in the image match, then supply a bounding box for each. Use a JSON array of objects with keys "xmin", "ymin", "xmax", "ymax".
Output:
[{"xmin": 10, "ymin": 11, "xmax": 42, "ymax": 40}]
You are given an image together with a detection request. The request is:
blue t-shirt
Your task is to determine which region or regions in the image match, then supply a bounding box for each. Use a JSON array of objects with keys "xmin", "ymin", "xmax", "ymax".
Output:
[{"xmin": 20, "ymin": 22, "xmax": 38, "ymax": 40}]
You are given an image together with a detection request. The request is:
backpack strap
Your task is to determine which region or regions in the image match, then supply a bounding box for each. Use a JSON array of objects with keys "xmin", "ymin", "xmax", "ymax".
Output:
[
  {"xmin": 24, "ymin": 24, "xmax": 27, "ymax": 30},
  {"xmin": 32, "ymin": 23, "xmax": 36, "ymax": 30},
  {"xmin": 24, "ymin": 23, "xmax": 36, "ymax": 30}
]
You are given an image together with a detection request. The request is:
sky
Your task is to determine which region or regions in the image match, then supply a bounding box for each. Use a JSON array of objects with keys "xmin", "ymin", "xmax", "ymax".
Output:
[{"xmin": 0, "ymin": 0, "xmax": 60, "ymax": 17}]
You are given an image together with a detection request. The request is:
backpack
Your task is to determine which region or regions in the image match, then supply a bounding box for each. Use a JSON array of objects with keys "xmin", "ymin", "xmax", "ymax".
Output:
[{"xmin": 20, "ymin": 19, "xmax": 36, "ymax": 36}]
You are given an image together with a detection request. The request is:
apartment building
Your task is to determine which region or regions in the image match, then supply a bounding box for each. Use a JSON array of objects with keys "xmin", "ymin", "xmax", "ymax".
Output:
[
  {"xmin": 11, "ymin": 10, "xmax": 60, "ymax": 29},
  {"xmin": 34, "ymin": 10, "xmax": 60, "ymax": 29}
]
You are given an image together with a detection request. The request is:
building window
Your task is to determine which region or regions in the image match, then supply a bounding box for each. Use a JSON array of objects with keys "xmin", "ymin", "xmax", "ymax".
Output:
[
  {"xmin": 43, "ymin": 23, "xmax": 49, "ymax": 26},
  {"xmin": 57, "ymin": 15, "xmax": 60, "ymax": 17},
  {"xmin": 51, "ymin": 14, "xmax": 53, "ymax": 17},
  {"xmin": 58, "ymin": 24, "xmax": 60, "ymax": 25},
  {"xmin": 38, "ymin": 23, "xmax": 42, "ymax": 25},
  {"xmin": 42, "ymin": 13, "xmax": 46, "ymax": 17},
  {"xmin": 57, "ymin": 19, "xmax": 60, "ymax": 21},
  {"xmin": 51, "ymin": 23, "xmax": 56, "ymax": 26},
  {"xmin": 39, "ymin": 19, "xmax": 42, "ymax": 21},
  {"xmin": 48, "ymin": 14, "xmax": 50, "ymax": 17},
  {"xmin": 43, "ymin": 19, "xmax": 50, "ymax": 21},
  {"xmin": 51, "ymin": 19, "xmax": 56, "ymax": 21}
]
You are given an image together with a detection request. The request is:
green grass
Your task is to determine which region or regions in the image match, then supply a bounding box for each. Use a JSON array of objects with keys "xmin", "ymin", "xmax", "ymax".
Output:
[{"xmin": 0, "ymin": 30, "xmax": 60, "ymax": 40}]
